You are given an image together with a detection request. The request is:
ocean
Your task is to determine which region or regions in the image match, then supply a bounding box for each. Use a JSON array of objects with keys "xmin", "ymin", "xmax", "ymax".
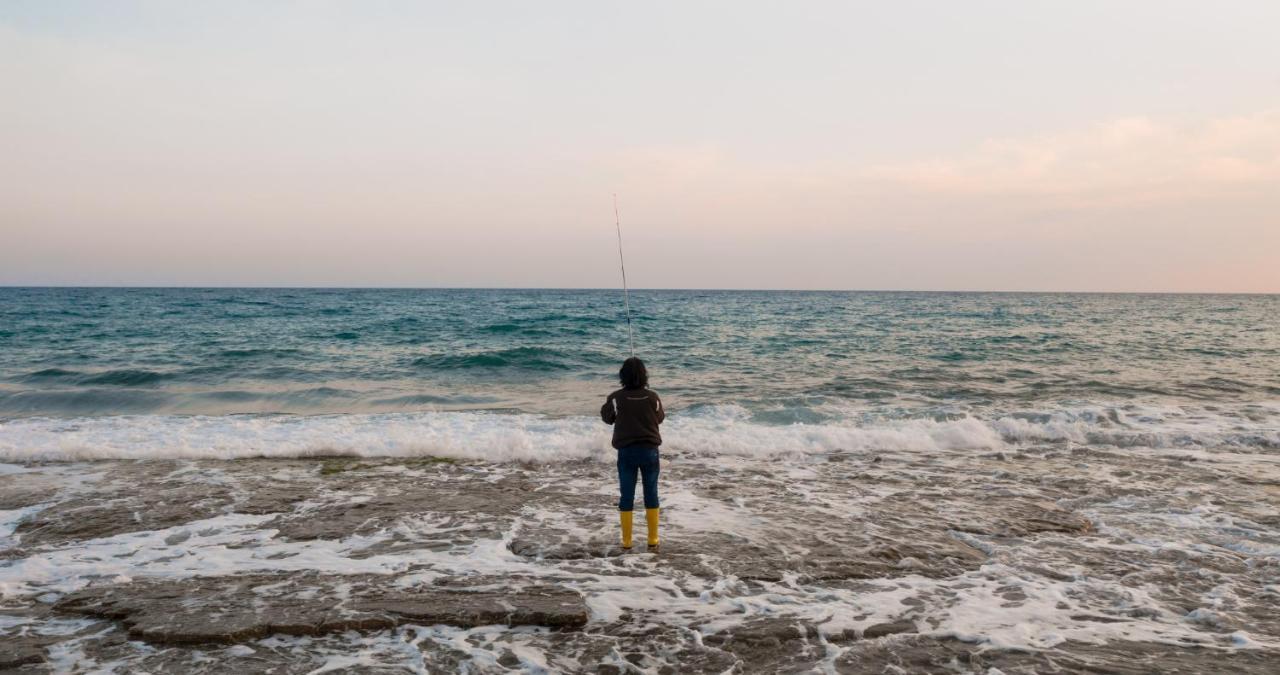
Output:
[
  {"xmin": 2, "ymin": 288, "xmax": 1278, "ymax": 671},
  {"xmin": 1, "ymin": 287, "xmax": 1277, "ymax": 460}
]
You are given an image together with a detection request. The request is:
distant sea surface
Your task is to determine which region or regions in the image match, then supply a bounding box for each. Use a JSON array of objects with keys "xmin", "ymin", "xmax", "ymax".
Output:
[{"xmin": 1, "ymin": 288, "xmax": 1277, "ymax": 461}]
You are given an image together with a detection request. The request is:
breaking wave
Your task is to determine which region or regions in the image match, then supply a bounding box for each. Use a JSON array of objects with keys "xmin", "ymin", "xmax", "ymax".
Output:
[{"xmin": 1, "ymin": 403, "xmax": 1275, "ymax": 463}]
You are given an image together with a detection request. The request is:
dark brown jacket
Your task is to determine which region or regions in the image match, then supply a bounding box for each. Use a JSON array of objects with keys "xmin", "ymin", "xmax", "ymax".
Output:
[{"xmin": 600, "ymin": 387, "xmax": 664, "ymax": 449}]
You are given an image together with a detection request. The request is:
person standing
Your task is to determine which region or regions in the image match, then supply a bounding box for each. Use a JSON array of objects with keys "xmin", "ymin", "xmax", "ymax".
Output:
[{"xmin": 600, "ymin": 357, "xmax": 664, "ymax": 550}]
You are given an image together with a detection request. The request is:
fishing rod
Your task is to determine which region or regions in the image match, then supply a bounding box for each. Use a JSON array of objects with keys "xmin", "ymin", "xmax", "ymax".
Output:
[{"xmin": 613, "ymin": 193, "xmax": 635, "ymax": 357}]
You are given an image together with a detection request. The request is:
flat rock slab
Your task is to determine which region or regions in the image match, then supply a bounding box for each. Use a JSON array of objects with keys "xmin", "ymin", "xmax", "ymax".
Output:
[
  {"xmin": 54, "ymin": 574, "xmax": 588, "ymax": 645},
  {"xmin": 14, "ymin": 481, "xmax": 233, "ymax": 547},
  {"xmin": 509, "ymin": 536, "xmax": 628, "ymax": 560},
  {"xmin": 0, "ymin": 642, "xmax": 47, "ymax": 670},
  {"xmin": 832, "ymin": 636, "xmax": 1279, "ymax": 674},
  {"xmin": 932, "ymin": 496, "xmax": 1094, "ymax": 537},
  {"xmin": 0, "ymin": 480, "xmax": 58, "ymax": 510},
  {"xmin": 631, "ymin": 535, "xmax": 986, "ymax": 583},
  {"xmin": 860, "ymin": 620, "xmax": 917, "ymax": 638}
]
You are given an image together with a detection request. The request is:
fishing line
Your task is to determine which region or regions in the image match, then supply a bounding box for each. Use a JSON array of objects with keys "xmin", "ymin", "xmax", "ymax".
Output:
[{"xmin": 613, "ymin": 193, "xmax": 635, "ymax": 356}]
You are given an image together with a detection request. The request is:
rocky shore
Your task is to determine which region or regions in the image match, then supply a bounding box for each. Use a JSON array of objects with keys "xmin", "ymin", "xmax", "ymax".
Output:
[{"xmin": 1, "ymin": 443, "xmax": 1277, "ymax": 672}]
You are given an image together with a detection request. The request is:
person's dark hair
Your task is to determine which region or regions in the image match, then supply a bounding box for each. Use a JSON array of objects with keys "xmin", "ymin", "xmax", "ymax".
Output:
[{"xmin": 619, "ymin": 357, "xmax": 648, "ymax": 390}]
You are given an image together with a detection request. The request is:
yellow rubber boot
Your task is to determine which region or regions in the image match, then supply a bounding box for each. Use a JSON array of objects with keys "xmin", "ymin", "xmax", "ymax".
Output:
[
  {"xmin": 619, "ymin": 511, "xmax": 633, "ymax": 549},
  {"xmin": 645, "ymin": 508, "xmax": 660, "ymax": 549}
]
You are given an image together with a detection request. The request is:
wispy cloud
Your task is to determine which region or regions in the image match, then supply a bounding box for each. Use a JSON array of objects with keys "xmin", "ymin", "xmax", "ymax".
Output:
[{"xmin": 869, "ymin": 112, "xmax": 1280, "ymax": 200}]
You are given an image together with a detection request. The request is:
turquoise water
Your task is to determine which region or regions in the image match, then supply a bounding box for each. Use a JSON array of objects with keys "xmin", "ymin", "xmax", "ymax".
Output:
[{"xmin": 1, "ymin": 288, "xmax": 1277, "ymax": 460}]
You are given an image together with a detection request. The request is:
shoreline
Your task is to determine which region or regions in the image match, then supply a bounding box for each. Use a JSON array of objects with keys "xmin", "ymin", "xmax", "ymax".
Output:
[{"xmin": 2, "ymin": 443, "xmax": 1277, "ymax": 672}]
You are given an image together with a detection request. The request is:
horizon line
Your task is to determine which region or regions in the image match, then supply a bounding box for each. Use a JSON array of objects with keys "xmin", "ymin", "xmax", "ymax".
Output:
[{"xmin": 1, "ymin": 285, "xmax": 1276, "ymax": 296}]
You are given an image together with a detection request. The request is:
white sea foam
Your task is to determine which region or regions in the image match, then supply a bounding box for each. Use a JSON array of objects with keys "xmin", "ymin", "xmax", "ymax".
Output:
[{"xmin": 0, "ymin": 403, "xmax": 1277, "ymax": 463}]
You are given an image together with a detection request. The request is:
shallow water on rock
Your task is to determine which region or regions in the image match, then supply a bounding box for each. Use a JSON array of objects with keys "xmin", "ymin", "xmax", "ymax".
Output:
[{"xmin": 1, "ymin": 443, "xmax": 1278, "ymax": 673}]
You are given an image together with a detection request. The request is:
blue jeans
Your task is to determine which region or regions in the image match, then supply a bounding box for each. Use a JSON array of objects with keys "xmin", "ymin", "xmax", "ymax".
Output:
[{"xmin": 617, "ymin": 446, "xmax": 660, "ymax": 511}]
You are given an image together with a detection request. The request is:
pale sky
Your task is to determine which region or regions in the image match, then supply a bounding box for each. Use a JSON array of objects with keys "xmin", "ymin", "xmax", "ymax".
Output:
[{"xmin": 2, "ymin": 1, "xmax": 1278, "ymax": 292}]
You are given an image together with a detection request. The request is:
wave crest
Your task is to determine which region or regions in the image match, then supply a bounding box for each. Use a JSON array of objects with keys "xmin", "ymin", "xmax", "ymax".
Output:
[
  {"xmin": 410, "ymin": 347, "xmax": 589, "ymax": 372},
  {"xmin": 77, "ymin": 370, "xmax": 171, "ymax": 387},
  {"xmin": 1, "ymin": 404, "xmax": 1275, "ymax": 463}
]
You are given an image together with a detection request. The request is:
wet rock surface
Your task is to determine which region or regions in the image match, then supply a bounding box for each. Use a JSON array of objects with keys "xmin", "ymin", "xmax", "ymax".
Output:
[
  {"xmin": 12, "ymin": 464, "xmax": 236, "ymax": 547},
  {"xmin": 0, "ymin": 481, "xmax": 58, "ymax": 511},
  {"xmin": 0, "ymin": 642, "xmax": 46, "ymax": 670},
  {"xmin": 828, "ymin": 636, "xmax": 1280, "ymax": 673},
  {"xmin": 1, "ymin": 447, "xmax": 1277, "ymax": 672},
  {"xmin": 54, "ymin": 574, "xmax": 588, "ymax": 644}
]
